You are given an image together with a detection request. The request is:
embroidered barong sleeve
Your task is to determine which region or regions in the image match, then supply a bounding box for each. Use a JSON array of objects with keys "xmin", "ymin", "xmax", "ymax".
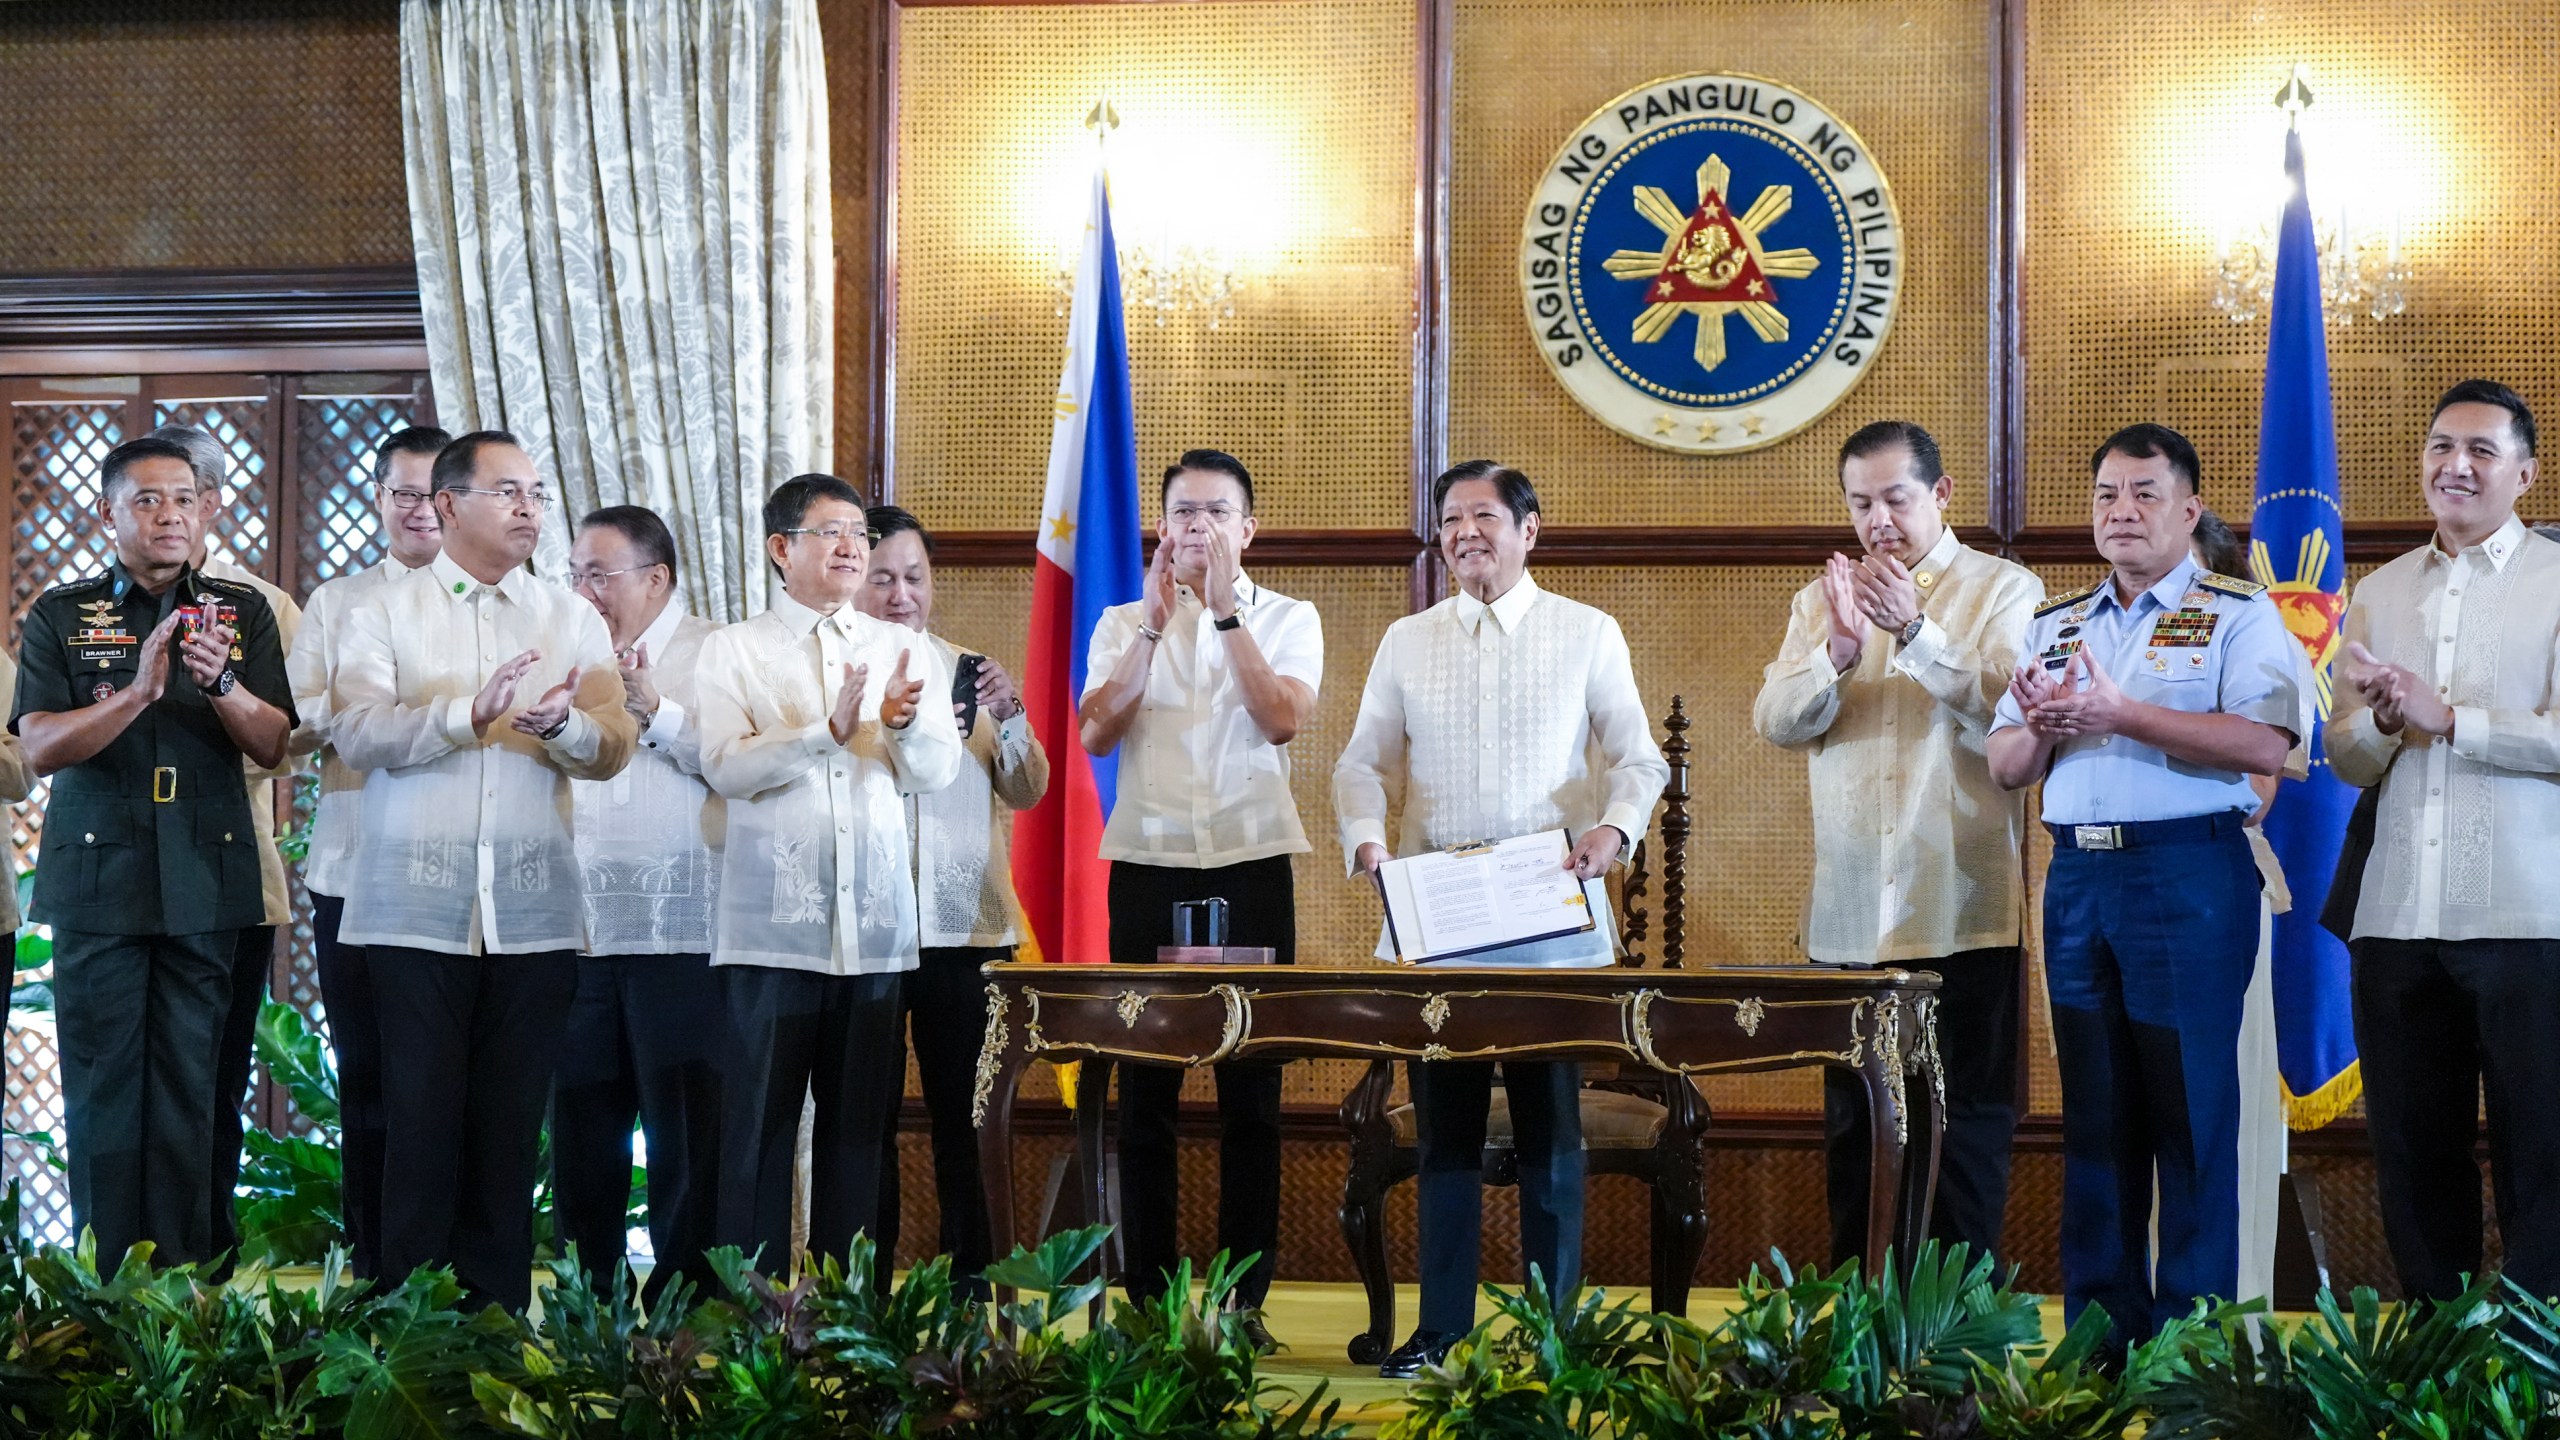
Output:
[
  {"xmin": 1889, "ymin": 566, "xmax": 2040, "ymax": 733},
  {"xmin": 1751, "ymin": 585, "xmax": 1846, "ymax": 749},
  {"xmin": 1331, "ymin": 629, "xmax": 1411, "ymax": 872},
  {"xmin": 695, "ymin": 630, "xmax": 840, "ymax": 802},
  {"xmin": 329, "ymin": 596, "xmax": 475, "ymax": 775},
  {"xmin": 990, "ymin": 715, "xmax": 1050, "ymax": 812},
  {"xmin": 1585, "ymin": 616, "xmax": 1669, "ymax": 848}
]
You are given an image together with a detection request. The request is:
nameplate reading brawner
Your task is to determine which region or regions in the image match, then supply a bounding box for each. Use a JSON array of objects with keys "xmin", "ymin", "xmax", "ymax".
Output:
[{"xmin": 1521, "ymin": 72, "xmax": 1905, "ymax": 455}]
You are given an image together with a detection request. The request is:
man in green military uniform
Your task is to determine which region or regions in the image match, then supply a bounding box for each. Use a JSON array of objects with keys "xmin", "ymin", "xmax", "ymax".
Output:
[{"xmin": 10, "ymin": 435, "xmax": 294, "ymax": 1266}]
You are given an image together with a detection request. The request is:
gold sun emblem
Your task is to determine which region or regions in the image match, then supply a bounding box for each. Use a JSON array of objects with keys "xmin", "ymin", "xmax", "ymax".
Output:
[{"xmin": 1602, "ymin": 154, "xmax": 1821, "ymax": 373}]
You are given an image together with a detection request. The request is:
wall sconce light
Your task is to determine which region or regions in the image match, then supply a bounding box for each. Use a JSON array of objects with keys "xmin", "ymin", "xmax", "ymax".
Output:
[
  {"xmin": 2208, "ymin": 66, "xmax": 2411, "ymax": 327},
  {"xmin": 1049, "ymin": 99, "xmax": 1247, "ymax": 331}
]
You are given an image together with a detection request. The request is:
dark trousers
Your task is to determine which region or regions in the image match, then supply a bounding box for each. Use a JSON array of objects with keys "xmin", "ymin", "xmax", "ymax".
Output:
[
  {"xmin": 311, "ymin": 893, "xmax": 386, "ymax": 1279},
  {"xmin": 2043, "ymin": 824, "xmax": 2259, "ymax": 1345},
  {"xmin": 551, "ymin": 952, "xmax": 727, "ymax": 1304},
  {"xmin": 49, "ymin": 927, "xmax": 238, "ymax": 1267},
  {"xmin": 1106, "ymin": 855, "xmax": 1294, "ymax": 1305},
  {"xmin": 1826, "ymin": 945, "xmax": 2022, "ymax": 1268},
  {"xmin": 717, "ymin": 966, "xmax": 905, "ymax": 1272},
  {"xmin": 1412, "ymin": 1059, "xmax": 1584, "ymax": 1334},
  {"xmin": 370, "ymin": 945, "xmax": 577, "ymax": 1312},
  {"xmin": 2352, "ymin": 936, "xmax": 2560, "ymax": 1304},
  {"xmin": 878, "ymin": 944, "xmax": 1004, "ymax": 1287},
  {"xmin": 208, "ymin": 923, "xmax": 274, "ymax": 1265}
]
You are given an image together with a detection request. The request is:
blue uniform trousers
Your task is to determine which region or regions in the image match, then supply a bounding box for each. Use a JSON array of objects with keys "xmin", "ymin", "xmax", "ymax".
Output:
[{"xmin": 2042, "ymin": 813, "xmax": 2259, "ymax": 1344}]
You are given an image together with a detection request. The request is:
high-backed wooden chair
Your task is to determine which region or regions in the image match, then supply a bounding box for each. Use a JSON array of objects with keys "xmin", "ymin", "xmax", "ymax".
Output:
[{"xmin": 1335, "ymin": 698, "xmax": 1709, "ymax": 1364}]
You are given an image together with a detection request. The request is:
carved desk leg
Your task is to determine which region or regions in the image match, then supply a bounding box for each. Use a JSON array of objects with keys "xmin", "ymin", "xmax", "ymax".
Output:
[
  {"xmin": 973, "ymin": 982, "xmax": 1031, "ymax": 1312},
  {"xmin": 1075, "ymin": 1059, "xmax": 1114, "ymax": 1329},
  {"xmin": 1858, "ymin": 995, "xmax": 1914, "ymax": 1274},
  {"xmin": 1907, "ymin": 992, "xmax": 1949, "ymax": 1251},
  {"xmin": 1336, "ymin": 1058, "xmax": 1397, "ymax": 1364}
]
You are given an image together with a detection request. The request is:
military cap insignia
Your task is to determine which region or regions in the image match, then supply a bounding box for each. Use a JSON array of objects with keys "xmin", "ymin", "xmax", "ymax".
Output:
[{"xmin": 1521, "ymin": 73, "xmax": 1902, "ymax": 454}]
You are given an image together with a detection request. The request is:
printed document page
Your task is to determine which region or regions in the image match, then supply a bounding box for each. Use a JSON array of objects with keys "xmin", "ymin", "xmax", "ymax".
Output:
[{"xmin": 1374, "ymin": 830, "xmax": 1597, "ymax": 962}]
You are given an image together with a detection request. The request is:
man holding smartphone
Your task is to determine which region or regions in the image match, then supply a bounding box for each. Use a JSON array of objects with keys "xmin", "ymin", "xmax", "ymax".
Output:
[
  {"xmin": 1078, "ymin": 450, "xmax": 1322, "ymax": 1346},
  {"xmin": 858, "ymin": 504, "xmax": 1048, "ymax": 1290}
]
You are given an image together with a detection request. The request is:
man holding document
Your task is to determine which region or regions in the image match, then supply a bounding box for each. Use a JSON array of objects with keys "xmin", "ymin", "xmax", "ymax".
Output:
[{"xmin": 1335, "ymin": 459, "xmax": 1668, "ymax": 1378}]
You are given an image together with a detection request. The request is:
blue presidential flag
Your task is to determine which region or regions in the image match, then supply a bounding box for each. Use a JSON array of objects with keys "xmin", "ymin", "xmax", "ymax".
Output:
[{"xmin": 2249, "ymin": 127, "xmax": 2359, "ymax": 1128}]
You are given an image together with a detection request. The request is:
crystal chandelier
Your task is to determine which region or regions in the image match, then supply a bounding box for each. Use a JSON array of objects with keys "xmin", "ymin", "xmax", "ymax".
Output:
[
  {"xmin": 1049, "ymin": 98, "xmax": 1243, "ymax": 331},
  {"xmin": 2211, "ymin": 212, "xmax": 2410, "ymax": 327},
  {"xmin": 2207, "ymin": 66, "xmax": 2412, "ymax": 328},
  {"xmin": 1053, "ymin": 243, "xmax": 1239, "ymax": 330}
]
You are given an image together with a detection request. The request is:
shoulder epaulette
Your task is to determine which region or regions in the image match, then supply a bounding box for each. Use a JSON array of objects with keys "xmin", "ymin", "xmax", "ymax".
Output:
[
  {"xmin": 194, "ymin": 574, "xmax": 261, "ymax": 598},
  {"xmin": 2196, "ymin": 572, "xmax": 2267, "ymax": 599},
  {"xmin": 39, "ymin": 572, "xmax": 114, "ymax": 601},
  {"xmin": 2033, "ymin": 582, "xmax": 2100, "ymax": 618}
]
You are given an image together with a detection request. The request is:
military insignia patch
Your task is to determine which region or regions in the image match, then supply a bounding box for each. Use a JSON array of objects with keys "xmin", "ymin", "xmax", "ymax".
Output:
[{"xmin": 1521, "ymin": 73, "xmax": 1903, "ymax": 454}]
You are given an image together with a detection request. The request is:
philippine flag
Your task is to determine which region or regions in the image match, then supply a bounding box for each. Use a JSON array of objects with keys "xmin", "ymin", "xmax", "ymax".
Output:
[{"xmin": 1011, "ymin": 161, "xmax": 1142, "ymax": 968}]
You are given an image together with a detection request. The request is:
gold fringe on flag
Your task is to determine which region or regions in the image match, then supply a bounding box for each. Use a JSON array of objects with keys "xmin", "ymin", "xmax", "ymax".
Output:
[
  {"xmin": 1010, "ymin": 928, "xmax": 1081, "ymax": 1107},
  {"xmin": 2282, "ymin": 1059, "xmax": 2361, "ymax": 1131}
]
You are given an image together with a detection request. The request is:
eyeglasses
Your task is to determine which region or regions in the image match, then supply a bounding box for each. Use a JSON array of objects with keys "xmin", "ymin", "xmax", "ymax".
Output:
[
  {"xmin": 448, "ymin": 484, "xmax": 554, "ymax": 510},
  {"xmin": 379, "ymin": 484, "xmax": 433, "ymax": 510},
  {"xmin": 1167, "ymin": 503, "xmax": 1244, "ymax": 525},
  {"xmin": 780, "ymin": 525, "xmax": 879, "ymax": 546},
  {"xmin": 570, "ymin": 564, "xmax": 662, "ymax": 590}
]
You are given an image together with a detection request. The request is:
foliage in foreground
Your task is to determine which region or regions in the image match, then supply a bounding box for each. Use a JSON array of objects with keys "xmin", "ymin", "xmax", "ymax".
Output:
[
  {"xmin": 0, "ymin": 1186, "xmax": 1344, "ymax": 1440},
  {"xmin": 1386, "ymin": 1241, "xmax": 2560, "ymax": 1440}
]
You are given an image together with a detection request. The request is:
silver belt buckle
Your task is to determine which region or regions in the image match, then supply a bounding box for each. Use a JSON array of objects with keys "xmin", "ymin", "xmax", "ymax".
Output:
[{"xmin": 2073, "ymin": 824, "xmax": 2121, "ymax": 851}]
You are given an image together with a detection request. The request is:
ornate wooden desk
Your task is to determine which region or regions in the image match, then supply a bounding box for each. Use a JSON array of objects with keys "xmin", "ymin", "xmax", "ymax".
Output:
[{"xmin": 972, "ymin": 961, "xmax": 1947, "ymax": 1324}]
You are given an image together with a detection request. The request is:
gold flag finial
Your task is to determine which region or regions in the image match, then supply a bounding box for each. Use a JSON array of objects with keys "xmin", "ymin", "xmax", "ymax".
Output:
[
  {"xmin": 2274, "ymin": 64, "xmax": 2312, "ymax": 129},
  {"xmin": 1085, "ymin": 98, "xmax": 1120, "ymax": 139}
]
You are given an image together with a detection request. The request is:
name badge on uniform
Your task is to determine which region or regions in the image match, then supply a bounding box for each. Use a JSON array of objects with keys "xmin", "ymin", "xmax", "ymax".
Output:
[
  {"xmin": 70, "ymin": 626, "xmax": 136, "ymax": 666},
  {"xmin": 2147, "ymin": 608, "xmax": 2219, "ymax": 648}
]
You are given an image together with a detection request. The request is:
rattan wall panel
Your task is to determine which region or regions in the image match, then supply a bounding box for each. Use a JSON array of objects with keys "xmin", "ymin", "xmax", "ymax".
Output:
[
  {"xmin": 2020, "ymin": 0, "xmax": 2560, "ymax": 528},
  {"xmin": 889, "ymin": 1, "xmax": 1416, "ymax": 533},
  {"xmin": 819, "ymin": 0, "xmax": 878, "ymax": 481},
  {"xmin": 0, "ymin": 2, "xmax": 408, "ymax": 270},
  {"xmin": 1540, "ymin": 565, "xmax": 1828, "ymax": 1112},
  {"xmin": 921, "ymin": 562, "xmax": 1412, "ymax": 1111},
  {"xmin": 1448, "ymin": 0, "xmax": 1991, "ymax": 529}
]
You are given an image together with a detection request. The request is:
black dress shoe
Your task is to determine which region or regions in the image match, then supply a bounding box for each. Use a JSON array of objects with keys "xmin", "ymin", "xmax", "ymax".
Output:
[{"xmin": 1377, "ymin": 1327, "xmax": 1458, "ymax": 1379}]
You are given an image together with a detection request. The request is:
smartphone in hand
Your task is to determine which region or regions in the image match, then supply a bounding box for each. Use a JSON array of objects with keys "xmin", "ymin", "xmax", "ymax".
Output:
[{"xmin": 951, "ymin": 652, "xmax": 986, "ymax": 736}]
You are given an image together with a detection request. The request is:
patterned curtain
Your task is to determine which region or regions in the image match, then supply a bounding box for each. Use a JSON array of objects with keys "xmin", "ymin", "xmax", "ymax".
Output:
[{"xmin": 400, "ymin": 0, "xmax": 832, "ymax": 621}]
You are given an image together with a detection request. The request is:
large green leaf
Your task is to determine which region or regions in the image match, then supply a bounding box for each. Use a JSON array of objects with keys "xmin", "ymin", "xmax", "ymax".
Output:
[{"xmin": 253, "ymin": 998, "xmax": 341, "ymax": 1130}]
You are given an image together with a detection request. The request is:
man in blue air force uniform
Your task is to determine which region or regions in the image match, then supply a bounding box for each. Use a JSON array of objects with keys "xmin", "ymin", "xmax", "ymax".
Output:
[{"xmin": 1988, "ymin": 423, "xmax": 2301, "ymax": 1352}]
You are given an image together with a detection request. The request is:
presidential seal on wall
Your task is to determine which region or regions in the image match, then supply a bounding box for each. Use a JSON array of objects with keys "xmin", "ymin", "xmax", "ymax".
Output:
[{"xmin": 1521, "ymin": 73, "xmax": 1903, "ymax": 455}]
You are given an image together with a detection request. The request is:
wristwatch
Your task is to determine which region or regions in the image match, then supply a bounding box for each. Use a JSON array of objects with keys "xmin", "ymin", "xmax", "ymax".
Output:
[
  {"xmin": 537, "ymin": 712, "xmax": 571, "ymax": 742},
  {"xmin": 1213, "ymin": 612, "xmax": 1243, "ymax": 632},
  {"xmin": 207, "ymin": 667, "xmax": 237, "ymax": 697},
  {"xmin": 1896, "ymin": 615, "xmax": 1927, "ymax": 646}
]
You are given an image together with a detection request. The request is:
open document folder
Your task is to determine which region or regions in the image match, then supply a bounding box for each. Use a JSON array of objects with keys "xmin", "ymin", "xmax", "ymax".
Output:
[{"xmin": 1371, "ymin": 829, "xmax": 1598, "ymax": 964}]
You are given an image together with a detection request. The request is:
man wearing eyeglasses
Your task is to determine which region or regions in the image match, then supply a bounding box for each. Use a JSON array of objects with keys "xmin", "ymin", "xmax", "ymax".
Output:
[
  {"xmin": 283, "ymin": 424, "xmax": 446, "ymax": 1280},
  {"xmin": 695, "ymin": 473, "xmax": 963, "ymax": 1271},
  {"xmin": 554, "ymin": 505, "xmax": 726, "ymax": 1302},
  {"xmin": 329, "ymin": 430, "xmax": 636, "ymax": 1311},
  {"xmin": 1078, "ymin": 449, "xmax": 1322, "ymax": 1344}
]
